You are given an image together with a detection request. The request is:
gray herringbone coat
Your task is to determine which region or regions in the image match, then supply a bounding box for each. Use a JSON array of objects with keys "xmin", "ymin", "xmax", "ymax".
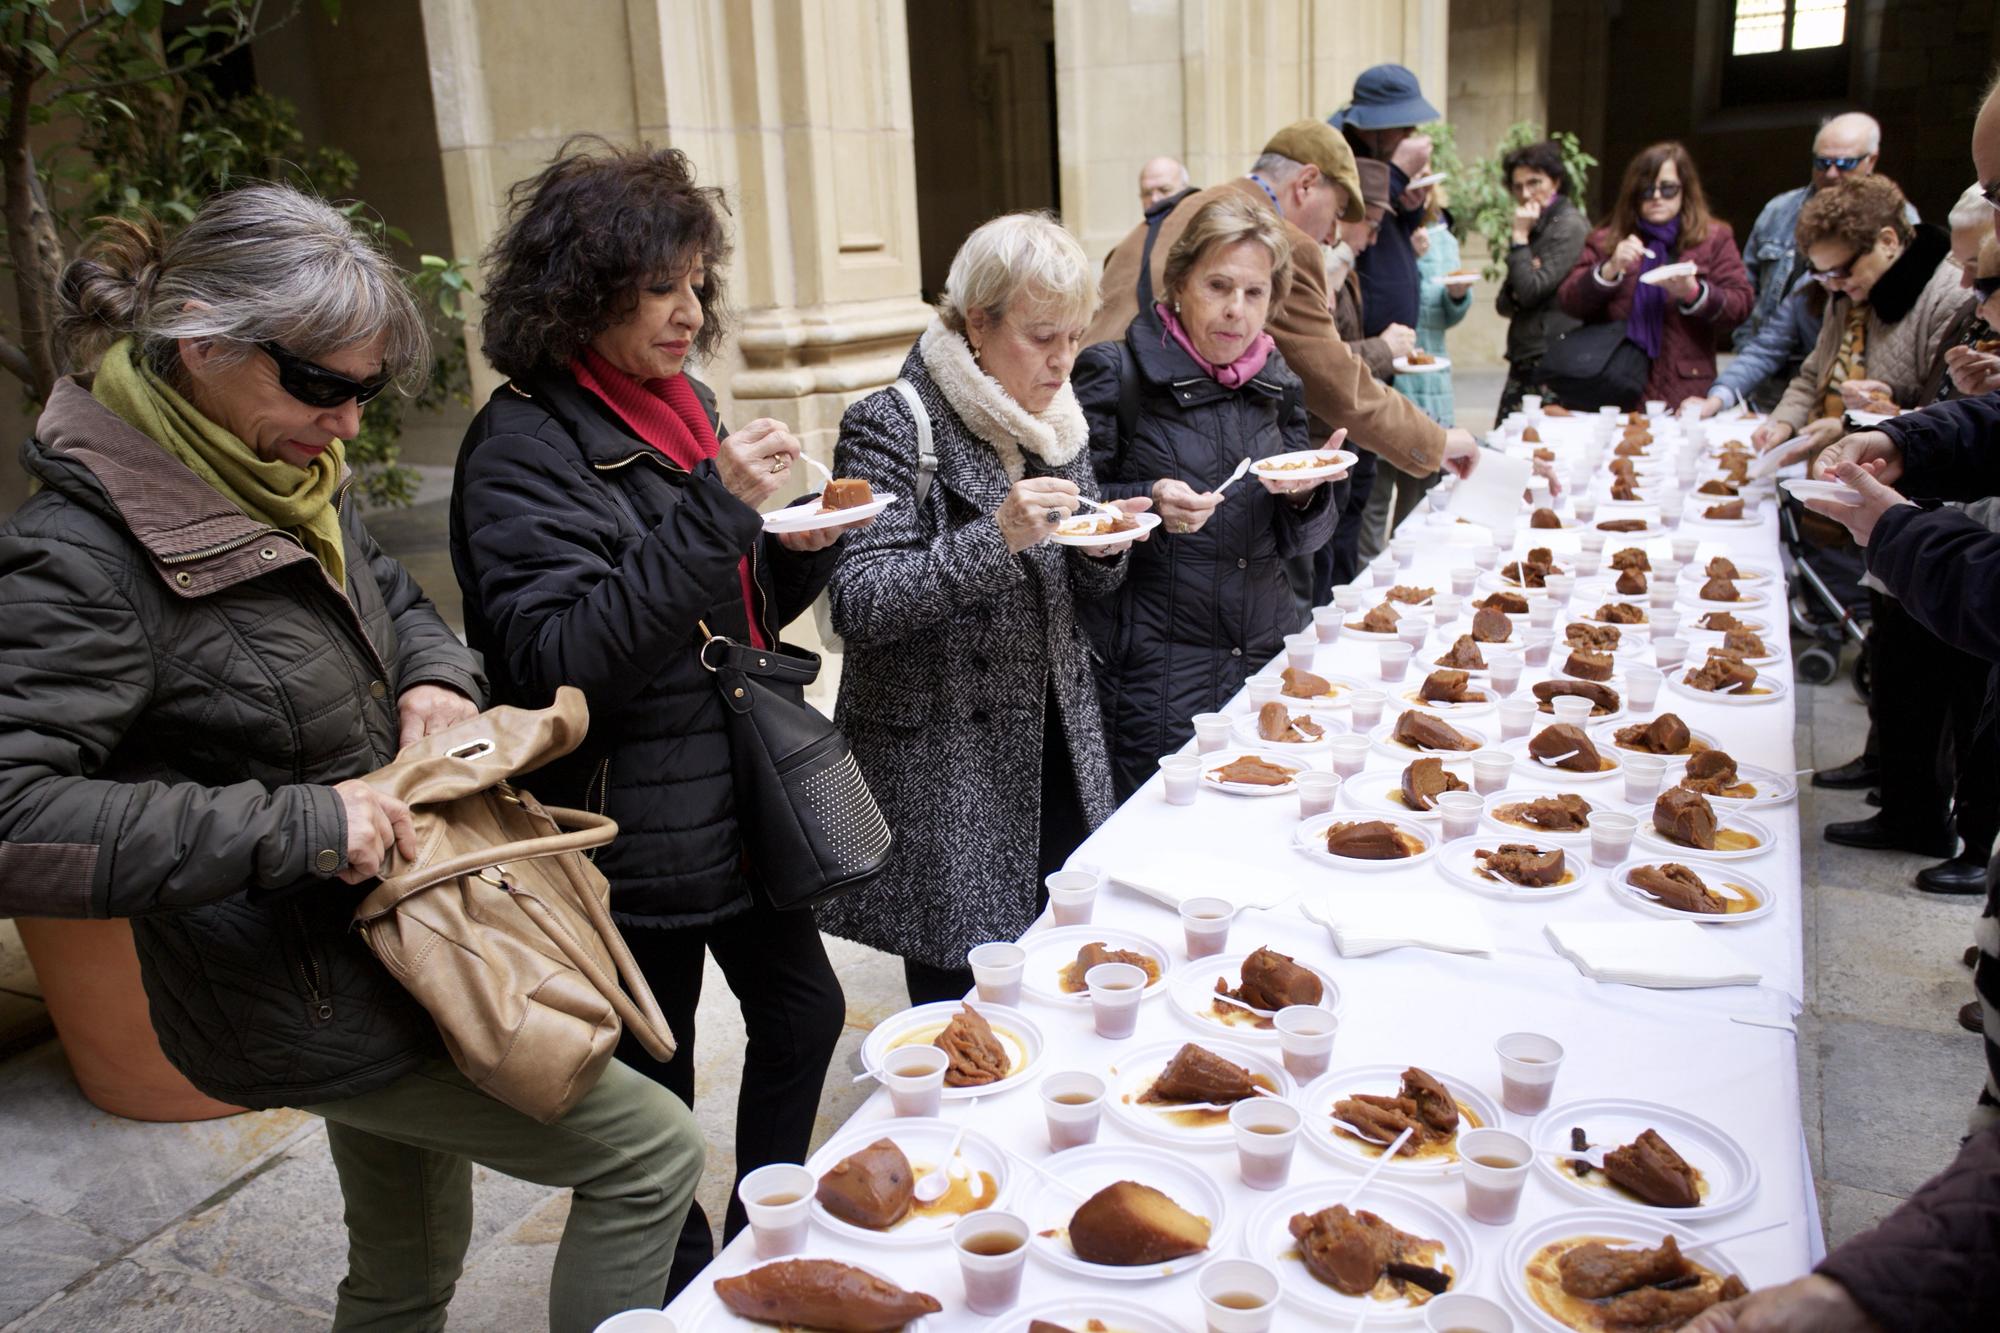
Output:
[{"xmin": 817, "ymin": 345, "xmax": 1124, "ymax": 969}]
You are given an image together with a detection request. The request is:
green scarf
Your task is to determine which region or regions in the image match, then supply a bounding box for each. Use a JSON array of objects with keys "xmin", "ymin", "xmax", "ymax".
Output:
[{"xmin": 91, "ymin": 338, "xmax": 347, "ymax": 590}]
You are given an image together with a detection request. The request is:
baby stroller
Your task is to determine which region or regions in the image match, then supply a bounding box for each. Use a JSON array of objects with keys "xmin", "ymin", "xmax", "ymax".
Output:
[{"xmin": 1778, "ymin": 490, "xmax": 1870, "ymax": 695}]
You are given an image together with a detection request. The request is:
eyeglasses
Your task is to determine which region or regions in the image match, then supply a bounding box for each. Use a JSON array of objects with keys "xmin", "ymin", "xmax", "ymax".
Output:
[
  {"xmin": 1813, "ymin": 154, "xmax": 1869, "ymax": 173},
  {"xmin": 1974, "ymin": 275, "xmax": 2000, "ymax": 300},
  {"xmin": 1808, "ymin": 253, "xmax": 1858, "ymax": 285},
  {"xmin": 1982, "ymin": 178, "xmax": 2000, "ymax": 213},
  {"xmin": 1637, "ymin": 182, "xmax": 1682, "ymax": 202},
  {"xmin": 259, "ymin": 342, "xmax": 391, "ymax": 410}
]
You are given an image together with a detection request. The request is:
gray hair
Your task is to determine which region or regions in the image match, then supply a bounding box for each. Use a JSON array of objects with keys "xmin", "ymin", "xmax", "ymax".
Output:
[
  {"xmin": 1249, "ymin": 152, "xmax": 1307, "ymax": 184},
  {"xmin": 1949, "ymin": 182, "xmax": 1992, "ymax": 232},
  {"xmin": 1815, "ymin": 111, "xmax": 1882, "ymax": 156},
  {"xmin": 54, "ymin": 183, "xmax": 429, "ymax": 388},
  {"xmin": 936, "ymin": 211, "xmax": 1097, "ymax": 336}
]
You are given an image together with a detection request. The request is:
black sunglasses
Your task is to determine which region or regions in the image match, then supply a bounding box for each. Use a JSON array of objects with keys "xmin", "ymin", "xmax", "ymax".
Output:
[
  {"xmin": 1809, "ymin": 253, "xmax": 1857, "ymax": 285},
  {"xmin": 1813, "ymin": 154, "xmax": 1868, "ymax": 172},
  {"xmin": 260, "ymin": 342, "xmax": 391, "ymax": 409},
  {"xmin": 1637, "ymin": 182, "xmax": 1683, "ymax": 202}
]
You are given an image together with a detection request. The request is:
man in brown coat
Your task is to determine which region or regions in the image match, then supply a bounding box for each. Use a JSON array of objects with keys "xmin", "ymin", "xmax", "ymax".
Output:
[{"xmin": 1087, "ymin": 120, "xmax": 1481, "ymax": 486}]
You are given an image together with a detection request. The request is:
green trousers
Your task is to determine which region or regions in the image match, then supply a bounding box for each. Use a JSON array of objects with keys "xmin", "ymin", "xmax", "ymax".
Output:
[{"xmin": 304, "ymin": 1056, "xmax": 703, "ymax": 1333}]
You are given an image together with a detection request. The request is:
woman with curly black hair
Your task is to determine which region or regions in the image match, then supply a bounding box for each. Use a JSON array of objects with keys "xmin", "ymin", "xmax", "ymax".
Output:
[{"xmin": 448, "ymin": 137, "xmax": 856, "ymax": 1295}]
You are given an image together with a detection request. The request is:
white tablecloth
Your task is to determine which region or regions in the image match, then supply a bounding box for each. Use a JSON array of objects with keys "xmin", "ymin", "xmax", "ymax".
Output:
[{"xmin": 665, "ymin": 412, "xmax": 1821, "ymax": 1331}]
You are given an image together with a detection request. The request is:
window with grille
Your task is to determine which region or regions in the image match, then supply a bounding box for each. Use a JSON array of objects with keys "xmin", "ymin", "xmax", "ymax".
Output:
[{"xmin": 1722, "ymin": 0, "xmax": 1849, "ymax": 106}]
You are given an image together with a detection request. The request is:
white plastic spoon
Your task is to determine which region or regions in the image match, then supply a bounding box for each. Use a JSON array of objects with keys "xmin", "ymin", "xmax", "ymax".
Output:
[
  {"xmin": 913, "ymin": 1097, "xmax": 978, "ymax": 1202},
  {"xmin": 1338, "ymin": 1127, "xmax": 1416, "ymax": 1205},
  {"xmin": 1210, "ymin": 456, "xmax": 1255, "ymax": 497},
  {"xmin": 1001, "ymin": 1146, "xmax": 1088, "ymax": 1202}
]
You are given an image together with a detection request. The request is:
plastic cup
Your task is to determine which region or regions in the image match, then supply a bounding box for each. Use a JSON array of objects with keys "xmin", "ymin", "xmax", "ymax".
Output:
[
  {"xmin": 1437, "ymin": 790, "xmax": 1484, "ymax": 841},
  {"xmin": 1580, "ymin": 529, "xmax": 1606, "ymax": 561},
  {"xmin": 1378, "ymin": 641, "xmax": 1414, "ymax": 682},
  {"xmin": 1047, "ymin": 867, "xmax": 1100, "ymax": 924},
  {"xmin": 1159, "ymin": 754, "xmax": 1201, "ymax": 808},
  {"xmin": 1654, "ymin": 558, "xmax": 1681, "ymax": 585},
  {"xmin": 1522, "ymin": 393, "xmax": 1543, "ymax": 415},
  {"xmin": 738, "ymin": 1163, "xmax": 815, "ymax": 1258},
  {"xmin": 1473, "ymin": 750, "xmax": 1515, "ymax": 796},
  {"xmin": 1498, "ymin": 697, "xmax": 1537, "ymax": 740},
  {"xmin": 1246, "ymin": 675, "xmax": 1281, "ymax": 709},
  {"xmin": 1460, "ymin": 1128, "xmax": 1534, "ymax": 1225},
  {"xmin": 1199, "ymin": 1259, "xmax": 1281, "ymax": 1333},
  {"xmin": 593, "ymin": 1312, "xmax": 678, "ymax": 1333},
  {"xmin": 1370, "ymin": 558, "xmax": 1398, "ymax": 587},
  {"xmin": 1231, "ymin": 1097, "xmax": 1302, "ymax": 1191},
  {"xmin": 953, "ymin": 1210, "xmax": 1030, "ymax": 1315},
  {"xmin": 1590, "ymin": 810, "xmax": 1639, "ymax": 867},
  {"xmin": 1544, "ymin": 572, "xmax": 1576, "ymax": 605},
  {"xmin": 1660, "ymin": 491, "xmax": 1685, "ymax": 524},
  {"xmin": 1525, "ymin": 475, "xmax": 1550, "ymax": 505},
  {"xmin": 1285, "ymin": 631, "xmax": 1318, "ymax": 672},
  {"xmin": 1392, "ymin": 535, "xmax": 1419, "ymax": 569},
  {"xmin": 1550, "ymin": 695, "xmax": 1593, "ymax": 728},
  {"xmin": 1450, "ymin": 565, "xmax": 1478, "ymax": 596},
  {"xmin": 1522, "ymin": 627, "xmax": 1555, "ymax": 667},
  {"xmin": 1572, "ymin": 495, "xmax": 1597, "ymax": 524},
  {"xmin": 1425, "ymin": 1292, "xmax": 1517, "ymax": 1333},
  {"xmin": 1528, "ymin": 598, "xmax": 1557, "ymax": 630},
  {"xmin": 1472, "ymin": 543, "xmax": 1501, "ymax": 571},
  {"xmin": 1041, "ymin": 1071, "xmax": 1105, "ymax": 1151},
  {"xmin": 1085, "ymin": 961, "xmax": 1147, "ymax": 1039},
  {"xmin": 1180, "ymin": 896, "xmax": 1234, "ymax": 959},
  {"xmin": 882, "ymin": 1045, "xmax": 949, "ymax": 1117},
  {"xmin": 1397, "ymin": 617, "xmax": 1430, "ymax": 650},
  {"xmin": 1495, "ymin": 1031, "xmax": 1566, "ymax": 1114},
  {"xmin": 1645, "ymin": 399, "xmax": 1666, "ymax": 416},
  {"xmin": 1275, "ymin": 1005, "xmax": 1337, "ymax": 1082},
  {"xmin": 1487, "ymin": 650, "xmax": 1523, "ymax": 697},
  {"xmin": 1328, "ymin": 732, "xmax": 1372, "ymax": 778},
  {"xmin": 1297, "ymin": 771, "xmax": 1339, "ymax": 819},
  {"xmin": 1649, "ymin": 580, "xmax": 1679, "ymax": 610},
  {"xmin": 1336, "ymin": 585, "xmax": 1367, "ymax": 613},
  {"xmin": 1671, "ymin": 535, "xmax": 1700, "ymax": 563},
  {"xmin": 1621, "ymin": 752, "xmax": 1667, "ymax": 804},
  {"xmin": 1193, "ymin": 712, "xmax": 1233, "ymax": 754},
  {"xmin": 1349, "ymin": 689, "xmax": 1388, "ymax": 732},
  {"xmin": 1312, "ymin": 604, "xmax": 1342, "ymax": 643},
  {"xmin": 967, "ymin": 942, "xmax": 1026, "ymax": 1006},
  {"xmin": 1431, "ymin": 593, "xmax": 1461, "ymax": 626},
  {"xmin": 1654, "ymin": 636, "xmax": 1688, "ymax": 671},
  {"xmin": 1625, "ymin": 665, "xmax": 1663, "ymax": 711}
]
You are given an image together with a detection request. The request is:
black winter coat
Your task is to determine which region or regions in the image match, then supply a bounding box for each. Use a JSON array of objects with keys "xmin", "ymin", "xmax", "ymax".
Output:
[
  {"xmin": 1073, "ymin": 313, "xmax": 1335, "ymax": 797},
  {"xmin": 0, "ymin": 381, "xmax": 485, "ymax": 1108},
  {"xmin": 449, "ymin": 370, "xmax": 836, "ymax": 928}
]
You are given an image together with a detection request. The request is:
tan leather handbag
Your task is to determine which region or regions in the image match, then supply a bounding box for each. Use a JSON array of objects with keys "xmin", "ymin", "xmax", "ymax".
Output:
[{"xmin": 353, "ymin": 687, "xmax": 675, "ymax": 1123}]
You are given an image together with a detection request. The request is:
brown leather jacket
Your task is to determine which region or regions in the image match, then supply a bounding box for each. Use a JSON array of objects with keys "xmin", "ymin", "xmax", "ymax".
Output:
[{"xmin": 1087, "ymin": 177, "xmax": 1446, "ymax": 476}]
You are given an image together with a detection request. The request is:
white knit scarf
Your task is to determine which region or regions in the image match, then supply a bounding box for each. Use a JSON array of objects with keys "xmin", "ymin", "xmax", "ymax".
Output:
[{"xmin": 918, "ymin": 317, "xmax": 1086, "ymax": 482}]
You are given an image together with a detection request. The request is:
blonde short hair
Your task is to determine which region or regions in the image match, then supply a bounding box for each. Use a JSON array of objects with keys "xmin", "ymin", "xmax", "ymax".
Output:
[
  {"xmin": 937, "ymin": 212, "xmax": 1096, "ymax": 335},
  {"xmin": 1160, "ymin": 192, "xmax": 1294, "ymax": 308}
]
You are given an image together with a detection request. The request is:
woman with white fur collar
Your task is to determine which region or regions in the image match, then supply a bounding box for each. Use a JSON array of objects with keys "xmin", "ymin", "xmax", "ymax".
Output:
[{"xmin": 820, "ymin": 214, "xmax": 1149, "ymax": 1004}]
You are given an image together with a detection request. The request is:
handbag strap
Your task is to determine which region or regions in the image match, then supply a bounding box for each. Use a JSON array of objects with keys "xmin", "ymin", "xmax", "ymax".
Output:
[
  {"xmin": 888, "ymin": 378, "xmax": 937, "ymax": 506},
  {"xmin": 357, "ymin": 806, "xmax": 619, "ymax": 911}
]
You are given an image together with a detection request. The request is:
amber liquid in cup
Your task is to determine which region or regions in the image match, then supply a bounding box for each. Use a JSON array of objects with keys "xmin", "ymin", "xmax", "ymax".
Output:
[
  {"xmin": 1045, "ymin": 1089, "xmax": 1101, "ymax": 1148},
  {"xmin": 1184, "ymin": 914, "xmax": 1230, "ymax": 960},
  {"xmin": 1464, "ymin": 1152, "xmax": 1529, "ymax": 1224},
  {"xmin": 1213, "ymin": 1292, "xmax": 1269, "ymax": 1310},
  {"xmin": 962, "ymin": 1231, "xmax": 1023, "ymax": 1256},
  {"xmin": 1238, "ymin": 1133, "xmax": 1293, "ymax": 1190},
  {"xmin": 1501, "ymin": 1057, "xmax": 1554, "ymax": 1114}
]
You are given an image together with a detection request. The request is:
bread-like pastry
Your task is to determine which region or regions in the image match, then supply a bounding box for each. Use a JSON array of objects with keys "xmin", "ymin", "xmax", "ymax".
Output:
[
  {"xmin": 1530, "ymin": 506, "xmax": 1562, "ymax": 528},
  {"xmin": 1139, "ymin": 1043, "xmax": 1255, "ymax": 1104},
  {"xmin": 1521, "ymin": 425, "xmax": 1542, "ymax": 443},
  {"xmin": 815, "ymin": 1138, "xmax": 915, "ymax": 1230},
  {"xmin": 1229, "ymin": 946, "xmax": 1323, "ymax": 1009},
  {"xmin": 1704, "ymin": 499, "xmax": 1746, "ymax": 520},
  {"xmin": 1324, "ymin": 820, "xmax": 1412, "ymax": 859},
  {"xmin": 1349, "ymin": 602, "xmax": 1401, "ymax": 633},
  {"xmin": 1400, "ymin": 756, "xmax": 1467, "ymax": 811},
  {"xmin": 1615, "ymin": 713, "xmax": 1692, "ymax": 755},
  {"xmin": 1385, "ymin": 584, "xmax": 1436, "ymax": 605},
  {"xmin": 934, "ymin": 1004, "xmax": 1009, "ymax": 1086},
  {"xmin": 1069, "ymin": 1181, "xmax": 1211, "ymax": 1266},
  {"xmin": 1613, "ymin": 566, "xmax": 1646, "ymax": 596},
  {"xmin": 1610, "ymin": 476, "xmax": 1642, "ymax": 501},
  {"xmin": 1566, "ymin": 622, "xmax": 1622, "ymax": 651},
  {"xmin": 1282, "ymin": 665, "xmax": 1334, "ymax": 699},
  {"xmin": 1597, "ymin": 518, "xmax": 1649, "ymax": 532},
  {"xmin": 1558, "ymin": 1235, "xmax": 1689, "ymax": 1300},
  {"xmin": 1258, "ymin": 700, "xmax": 1325, "ymax": 744},
  {"xmin": 1419, "ymin": 669, "xmax": 1484, "ymax": 704},
  {"xmin": 1697, "ymin": 611, "xmax": 1745, "ymax": 631},
  {"xmin": 1614, "ymin": 439, "xmax": 1649, "ymax": 459},
  {"xmin": 1609, "ymin": 547, "xmax": 1651, "ymax": 572},
  {"xmin": 1706, "ymin": 556, "xmax": 1739, "ymax": 579},
  {"xmin": 1434, "ymin": 634, "xmax": 1487, "ymax": 670},
  {"xmin": 821, "ymin": 477, "xmax": 875, "ymax": 510},
  {"xmin": 1697, "ymin": 478, "xmax": 1738, "ymax": 496},
  {"xmin": 1502, "ymin": 792, "xmax": 1592, "ymax": 832},
  {"xmin": 1654, "ymin": 788, "xmax": 1718, "ymax": 849},
  {"xmin": 1630, "ymin": 862, "xmax": 1724, "ymax": 914},
  {"xmin": 1533, "ymin": 679, "xmax": 1621, "ymax": 715},
  {"xmin": 1479, "ymin": 590, "xmax": 1531, "ymax": 614},
  {"xmin": 1528, "ymin": 723, "xmax": 1600, "ymax": 772},
  {"xmin": 1722, "ymin": 627, "xmax": 1768, "ymax": 657},
  {"xmin": 1563, "ymin": 649, "xmax": 1615, "ymax": 682},
  {"xmin": 1393, "ymin": 709, "xmax": 1478, "ymax": 752},
  {"xmin": 1406, "ymin": 348, "xmax": 1435, "ymax": 365},
  {"xmin": 1699, "ymin": 575, "xmax": 1740, "ymax": 602},
  {"xmin": 1609, "ymin": 457, "xmax": 1638, "ymax": 481},
  {"xmin": 1211, "ymin": 754, "xmax": 1296, "ymax": 786},
  {"xmin": 1597, "ymin": 601, "xmax": 1646, "ymax": 624},
  {"xmin": 1683, "ymin": 656, "xmax": 1756, "ymax": 693},
  {"xmin": 1544, "ymin": 404, "xmax": 1572, "ymax": 416},
  {"xmin": 1475, "ymin": 843, "xmax": 1566, "ymax": 886},
  {"xmin": 1604, "ymin": 1129, "xmax": 1702, "ymax": 1208},
  {"xmin": 714, "ymin": 1260, "xmax": 942, "ymax": 1331}
]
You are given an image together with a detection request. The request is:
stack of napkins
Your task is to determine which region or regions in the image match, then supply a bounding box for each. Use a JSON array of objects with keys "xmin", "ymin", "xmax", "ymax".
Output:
[
  {"xmin": 1545, "ymin": 921, "xmax": 1761, "ymax": 988},
  {"xmin": 1109, "ymin": 854, "xmax": 1297, "ymax": 911},
  {"xmin": 1303, "ymin": 892, "xmax": 1495, "ymax": 957}
]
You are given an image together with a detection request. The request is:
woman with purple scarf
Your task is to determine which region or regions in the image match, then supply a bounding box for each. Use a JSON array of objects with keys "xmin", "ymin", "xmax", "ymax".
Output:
[
  {"xmin": 1558, "ymin": 141, "xmax": 1754, "ymax": 407},
  {"xmin": 1072, "ymin": 192, "xmax": 1341, "ymax": 798}
]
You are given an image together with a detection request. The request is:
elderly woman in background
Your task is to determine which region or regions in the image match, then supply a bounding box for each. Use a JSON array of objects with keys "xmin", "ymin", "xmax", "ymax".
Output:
[
  {"xmin": 1494, "ymin": 139, "xmax": 1588, "ymax": 422},
  {"xmin": 1074, "ymin": 191, "xmax": 1337, "ymax": 796},
  {"xmin": 0, "ymin": 186, "xmax": 702, "ymax": 1332},
  {"xmin": 818, "ymin": 213, "xmax": 1146, "ymax": 1004},
  {"xmin": 450, "ymin": 139, "xmax": 850, "ymax": 1294},
  {"xmin": 1558, "ymin": 141, "xmax": 1753, "ymax": 408}
]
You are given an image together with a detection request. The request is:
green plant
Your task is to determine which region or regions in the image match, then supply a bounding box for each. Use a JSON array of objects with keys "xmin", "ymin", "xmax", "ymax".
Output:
[
  {"xmin": 1458, "ymin": 123, "xmax": 1597, "ymax": 279},
  {"xmin": 1418, "ymin": 118, "xmax": 1463, "ymax": 232}
]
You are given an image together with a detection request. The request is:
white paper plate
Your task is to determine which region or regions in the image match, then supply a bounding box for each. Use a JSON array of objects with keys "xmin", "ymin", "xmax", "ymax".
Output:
[
  {"xmin": 1251, "ymin": 449, "xmax": 1359, "ymax": 482},
  {"xmin": 1102, "ymin": 1038, "xmax": 1293, "ymax": 1148},
  {"xmin": 1407, "ymin": 171, "xmax": 1449, "ymax": 190},
  {"xmin": 1167, "ymin": 950, "xmax": 1342, "ymax": 1044},
  {"xmin": 1684, "ymin": 503, "xmax": 1764, "ymax": 527},
  {"xmin": 1846, "ymin": 409, "xmax": 1897, "ymax": 427},
  {"xmin": 1256, "ymin": 670, "xmax": 1373, "ymax": 713},
  {"xmin": 1022, "ymin": 1145, "xmax": 1227, "ymax": 1281},
  {"xmin": 1578, "ymin": 601, "xmax": 1650, "ymax": 628},
  {"xmin": 1343, "ymin": 757, "xmax": 1476, "ymax": 823},
  {"xmin": 1502, "ymin": 1209, "xmax": 1748, "ymax": 1333},
  {"xmin": 1397, "ymin": 683, "xmax": 1497, "ymax": 717},
  {"xmin": 1666, "ymin": 762, "xmax": 1796, "ymax": 810},
  {"xmin": 1442, "ymin": 270, "xmax": 1480, "ymax": 287},
  {"xmin": 1532, "ymin": 1100, "xmax": 1760, "ymax": 1220},
  {"xmin": 1678, "ymin": 586, "xmax": 1771, "ymax": 612},
  {"xmin": 1017, "ymin": 925, "xmax": 1173, "ymax": 1007},
  {"xmin": 1676, "ymin": 560, "xmax": 1777, "ymax": 585},
  {"xmin": 762, "ymin": 491, "xmax": 898, "ymax": 533},
  {"xmin": 1779, "ymin": 477, "xmax": 1864, "ymax": 505},
  {"xmin": 1050, "ymin": 511, "xmax": 1162, "ymax": 548},
  {"xmin": 686, "ymin": 1255, "xmax": 938, "ymax": 1330},
  {"xmin": 1608, "ymin": 859, "xmax": 1774, "ymax": 925},
  {"xmin": 1295, "ymin": 811, "xmax": 1438, "ymax": 871},
  {"xmin": 1685, "ymin": 610, "xmax": 1773, "ymax": 638},
  {"xmin": 1298, "ymin": 1064, "xmax": 1505, "ymax": 1179},
  {"xmin": 1588, "ymin": 517, "xmax": 1663, "ymax": 537},
  {"xmin": 802, "ymin": 1117, "xmax": 1012, "ymax": 1246},
  {"xmin": 1638, "ymin": 261, "xmax": 1699, "ymax": 285},
  {"xmin": 1370, "ymin": 715, "xmax": 1491, "ymax": 760},
  {"xmin": 1437, "ymin": 833, "xmax": 1590, "ymax": 901},
  {"xmin": 1634, "ymin": 809, "xmax": 1773, "ymax": 861},
  {"xmin": 1247, "ymin": 1180, "xmax": 1480, "ymax": 1325},
  {"xmin": 1503, "ymin": 735, "xmax": 1625, "ymax": 782},
  {"xmin": 1479, "ymin": 789, "xmax": 1603, "ymax": 847},
  {"xmin": 1666, "ymin": 672, "xmax": 1790, "ymax": 707},
  {"xmin": 1394, "ymin": 355, "xmax": 1451, "ymax": 374},
  {"xmin": 1231, "ymin": 710, "xmax": 1342, "ymax": 753},
  {"xmin": 1570, "ymin": 578, "xmax": 1650, "ymax": 607},
  {"xmin": 990, "ymin": 1297, "xmax": 1186, "ymax": 1333},
  {"xmin": 859, "ymin": 1001, "xmax": 1045, "ymax": 1100},
  {"xmin": 1199, "ymin": 747, "xmax": 1307, "ymax": 797},
  {"xmin": 1590, "ymin": 719, "xmax": 1722, "ymax": 767}
]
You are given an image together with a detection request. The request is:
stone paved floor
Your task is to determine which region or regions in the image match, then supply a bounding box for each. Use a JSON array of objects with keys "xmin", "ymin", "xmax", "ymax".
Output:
[{"xmin": 2, "ymin": 369, "xmax": 1990, "ymax": 1327}]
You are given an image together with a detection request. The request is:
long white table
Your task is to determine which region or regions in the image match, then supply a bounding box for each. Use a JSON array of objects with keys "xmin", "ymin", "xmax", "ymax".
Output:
[{"xmin": 666, "ymin": 410, "xmax": 1819, "ymax": 1331}]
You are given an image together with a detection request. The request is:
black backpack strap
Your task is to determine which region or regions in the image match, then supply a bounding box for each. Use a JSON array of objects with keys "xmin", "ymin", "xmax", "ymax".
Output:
[
  {"xmin": 1134, "ymin": 188, "xmax": 1189, "ymax": 312},
  {"xmin": 1116, "ymin": 340, "xmax": 1140, "ymax": 445}
]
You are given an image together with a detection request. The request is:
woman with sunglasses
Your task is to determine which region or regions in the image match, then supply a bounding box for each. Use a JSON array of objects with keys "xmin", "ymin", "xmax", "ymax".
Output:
[
  {"xmin": 1557, "ymin": 141, "xmax": 1754, "ymax": 408},
  {"xmin": 0, "ymin": 184, "xmax": 704, "ymax": 1330}
]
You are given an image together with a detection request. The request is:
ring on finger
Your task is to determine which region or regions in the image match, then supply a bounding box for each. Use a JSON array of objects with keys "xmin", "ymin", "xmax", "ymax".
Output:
[
  {"xmin": 770, "ymin": 457, "xmax": 790, "ymax": 474},
  {"xmin": 1045, "ymin": 508, "xmax": 1064, "ymax": 525}
]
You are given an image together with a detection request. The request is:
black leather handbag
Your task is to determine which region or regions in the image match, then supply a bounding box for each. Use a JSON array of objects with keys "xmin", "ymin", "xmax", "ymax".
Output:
[
  {"xmin": 698, "ymin": 626, "xmax": 892, "ymax": 910},
  {"xmin": 1536, "ymin": 320, "xmax": 1651, "ymax": 410}
]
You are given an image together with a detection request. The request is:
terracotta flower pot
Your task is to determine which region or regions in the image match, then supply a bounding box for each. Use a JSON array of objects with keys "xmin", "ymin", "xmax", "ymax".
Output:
[{"xmin": 14, "ymin": 917, "xmax": 243, "ymax": 1122}]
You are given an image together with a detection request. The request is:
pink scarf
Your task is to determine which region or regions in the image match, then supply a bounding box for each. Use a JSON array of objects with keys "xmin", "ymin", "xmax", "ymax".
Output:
[{"xmin": 1155, "ymin": 302, "xmax": 1275, "ymax": 388}]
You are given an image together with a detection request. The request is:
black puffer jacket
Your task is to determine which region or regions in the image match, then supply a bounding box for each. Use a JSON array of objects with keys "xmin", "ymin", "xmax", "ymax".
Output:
[
  {"xmin": 450, "ymin": 370, "xmax": 836, "ymax": 928},
  {"xmin": 0, "ymin": 381, "xmax": 484, "ymax": 1108},
  {"xmin": 1073, "ymin": 311, "xmax": 1334, "ymax": 796}
]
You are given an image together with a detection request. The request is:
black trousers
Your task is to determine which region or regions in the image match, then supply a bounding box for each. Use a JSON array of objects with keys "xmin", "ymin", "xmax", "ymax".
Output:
[
  {"xmin": 1495, "ymin": 361, "xmax": 1539, "ymax": 426},
  {"xmin": 1870, "ymin": 590, "xmax": 2000, "ymax": 856},
  {"xmin": 615, "ymin": 897, "xmax": 845, "ymax": 1297},
  {"xmin": 1321, "ymin": 451, "xmax": 1377, "ymax": 593}
]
